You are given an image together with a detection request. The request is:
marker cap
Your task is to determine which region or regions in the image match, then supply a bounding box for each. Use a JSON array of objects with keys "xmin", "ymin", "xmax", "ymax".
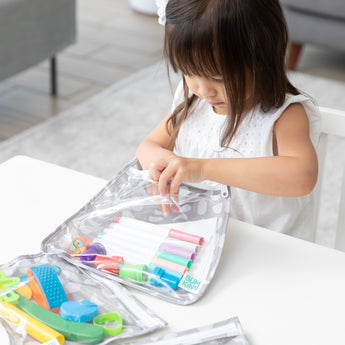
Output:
[
  {"xmin": 119, "ymin": 264, "xmax": 148, "ymax": 282},
  {"xmin": 94, "ymin": 256, "xmax": 124, "ymax": 274},
  {"xmin": 150, "ymin": 267, "xmax": 180, "ymax": 290},
  {"xmin": 80, "ymin": 243, "xmax": 106, "ymax": 265}
]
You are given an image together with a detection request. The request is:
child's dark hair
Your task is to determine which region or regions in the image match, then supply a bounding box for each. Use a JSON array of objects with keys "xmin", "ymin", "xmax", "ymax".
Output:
[{"xmin": 164, "ymin": 0, "xmax": 300, "ymax": 148}]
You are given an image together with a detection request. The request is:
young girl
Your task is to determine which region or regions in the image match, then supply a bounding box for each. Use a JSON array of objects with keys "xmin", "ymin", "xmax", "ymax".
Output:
[{"xmin": 136, "ymin": 0, "xmax": 320, "ymax": 240}]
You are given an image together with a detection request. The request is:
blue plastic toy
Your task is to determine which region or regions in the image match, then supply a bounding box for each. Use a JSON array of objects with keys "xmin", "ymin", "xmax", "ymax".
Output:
[{"xmin": 60, "ymin": 300, "xmax": 98, "ymax": 322}]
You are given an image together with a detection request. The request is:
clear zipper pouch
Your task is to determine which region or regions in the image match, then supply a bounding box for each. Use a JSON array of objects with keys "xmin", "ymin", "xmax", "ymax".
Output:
[
  {"xmin": 41, "ymin": 158, "xmax": 231, "ymax": 305},
  {"xmin": 0, "ymin": 318, "xmax": 26, "ymax": 345},
  {"xmin": 0, "ymin": 253, "xmax": 166, "ymax": 345},
  {"xmin": 119, "ymin": 317, "xmax": 249, "ymax": 345}
]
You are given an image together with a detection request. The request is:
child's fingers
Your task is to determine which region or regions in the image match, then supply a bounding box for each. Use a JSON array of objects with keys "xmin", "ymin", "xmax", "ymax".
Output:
[
  {"xmin": 169, "ymin": 172, "xmax": 183, "ymax": 197},
  {"xmin": 161, "ymin": 203, "xmax": 170, "ymax": 217},
  {"xmin": 148, "ymin": 162, "xmax": 174, "ymax": 217},
  {"xmin": 170, "ymin": 193, "xmax": 179, "ymax": 213},
  {"xmin": 145, "ymin": 182, "xmax": 171, "ymax": 217},
  {"xmin": 158, "ymin": 165, "xmax": 175, "ymax": 196},
  {"xmin": 145, "ymin": 182, "xmax": 159, "ymax": 196},
  {"xmin": 160, "ymin": 171, "xmax": 181, "ymax": 215},
  {"xmin": 149, "ymin": 161, "xmax": 166, "ymax": 182}
]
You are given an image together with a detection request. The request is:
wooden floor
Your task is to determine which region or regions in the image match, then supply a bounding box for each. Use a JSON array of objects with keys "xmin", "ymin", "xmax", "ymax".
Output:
[{"xmin": 0, "ymin": 0, "xmax": 344, "ymax": 142}]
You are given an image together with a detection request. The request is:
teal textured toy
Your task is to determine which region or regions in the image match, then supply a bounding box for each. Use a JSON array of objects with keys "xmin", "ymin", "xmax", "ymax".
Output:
[
  {"xmin": 20, "ymin": 265, "xmax": 60, "ymax": 285},
  {"xmin": 27, "ymin": 263, "xmax": 68, "ymax": 313}
]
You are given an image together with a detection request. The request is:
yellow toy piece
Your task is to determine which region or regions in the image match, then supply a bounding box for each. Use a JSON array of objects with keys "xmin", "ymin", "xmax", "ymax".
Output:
[
  {"xmin": 0, "ymin": 301, "xmax": 65, "ymax": 344},
  {"xmin": 15, "ymin": 284, "xmax": 32, "ymax": 300}
]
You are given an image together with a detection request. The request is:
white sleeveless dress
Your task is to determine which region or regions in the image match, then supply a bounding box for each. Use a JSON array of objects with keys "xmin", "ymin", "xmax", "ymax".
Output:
[{"xmin": 172, "ymin": 81, "xmax": 321, "ymax": 240}]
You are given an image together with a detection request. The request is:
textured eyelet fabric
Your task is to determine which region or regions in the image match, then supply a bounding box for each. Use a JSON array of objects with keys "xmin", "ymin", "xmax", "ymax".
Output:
[{"xmin": 172, "ymin": 81, "xmax": 321, "ymax": 240}]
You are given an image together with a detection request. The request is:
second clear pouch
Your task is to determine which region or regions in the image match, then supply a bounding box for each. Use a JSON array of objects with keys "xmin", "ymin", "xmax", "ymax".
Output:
[{"xmin": 0, "ymin": 252, "xmax": 166, "ymax": 345}]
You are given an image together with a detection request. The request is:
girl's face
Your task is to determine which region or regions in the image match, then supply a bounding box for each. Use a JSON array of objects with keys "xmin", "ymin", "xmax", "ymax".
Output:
[{"xmin": 184, "ymin": 75, "xmax": 228, "ymax": 115}]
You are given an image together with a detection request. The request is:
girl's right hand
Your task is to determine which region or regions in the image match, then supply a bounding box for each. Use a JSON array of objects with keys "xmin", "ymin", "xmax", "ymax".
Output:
[
  {"xmin": 149, "ymin": 155, "xmax": 206, "ymax": 216},
  {"xmin": 148, "ymin": 152, "xmax": 178, "ymax": 217}
]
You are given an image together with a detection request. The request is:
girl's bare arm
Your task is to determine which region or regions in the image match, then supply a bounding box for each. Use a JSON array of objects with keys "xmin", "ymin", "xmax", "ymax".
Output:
[
  {"xmin": 156, "ymin": 103, "xmax": 318, "ymax": 197},
  {"xmin": 135, "ymin": 110, "xmax": 176, "ymax": 173}
]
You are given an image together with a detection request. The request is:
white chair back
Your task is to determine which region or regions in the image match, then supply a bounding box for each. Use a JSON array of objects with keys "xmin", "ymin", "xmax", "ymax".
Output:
[{"xmin": 314, "ymin": 107, "xmax": 345, "ymax": 251}]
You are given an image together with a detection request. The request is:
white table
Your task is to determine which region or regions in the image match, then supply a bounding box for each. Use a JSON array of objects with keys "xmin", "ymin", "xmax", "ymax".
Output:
[{"xmin": 1, "ymin": 156, "xmax": 345, "ymax": 345}]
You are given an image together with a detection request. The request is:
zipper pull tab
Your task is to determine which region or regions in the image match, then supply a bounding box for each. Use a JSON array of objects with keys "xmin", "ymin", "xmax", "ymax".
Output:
[{"xmin": 221, "ymin": 184, "xmax": 229, "ymax": 198}]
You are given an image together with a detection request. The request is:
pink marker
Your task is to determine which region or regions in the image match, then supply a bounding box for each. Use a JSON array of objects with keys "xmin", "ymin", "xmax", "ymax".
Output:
[
  {"xmin": 115, "ymin": 216, "xmax": 204, "ymax": 246},
  {"xmin": 168, "ymin": 229, "xmax": 204, "ymax": 245}
]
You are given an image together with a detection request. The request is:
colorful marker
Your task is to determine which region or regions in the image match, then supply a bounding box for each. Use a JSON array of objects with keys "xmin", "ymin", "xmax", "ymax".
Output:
[
  {"xmin": 151, "ymin": 257, "xmax": 188, "ymax": 274},
  {"xmin": 159, "ymin": 243, "xmax": 196, "ymax": 261},
  {"xmin": 115, "ymin": 216, "xmax": 204, "ymax": 245}
]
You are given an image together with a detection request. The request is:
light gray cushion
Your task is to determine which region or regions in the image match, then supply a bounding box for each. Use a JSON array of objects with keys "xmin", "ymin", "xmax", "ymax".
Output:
[
  {"xmin": 0, "ymin": 0, "xmax": 76, "ymax": 81},
  {"xmin": 283, "ymin": 5, "xmax": 345, "ymax": 51},
  {"xmin": 281, "ymin": 0, "xmax": 345, "ymax": 20}
]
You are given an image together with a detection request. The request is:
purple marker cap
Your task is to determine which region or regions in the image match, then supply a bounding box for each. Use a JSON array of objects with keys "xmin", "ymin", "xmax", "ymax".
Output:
[
  {"xmin": 80, "ymin": 242, "xmax": 106, "ymax": 265},
  {"xmin": 159, "ymin": 243, "xmax": 196, "ymax": 261}
]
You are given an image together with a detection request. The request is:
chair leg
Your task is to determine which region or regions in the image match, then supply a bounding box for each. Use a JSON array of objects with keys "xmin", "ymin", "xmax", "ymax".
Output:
[
  {"xmin": 287, "ymin": 43, "xmax": 303, "ymax": 70},
  {"xmin": 50, "ymin": 56, "xmax": 58, "ymax": 96}
]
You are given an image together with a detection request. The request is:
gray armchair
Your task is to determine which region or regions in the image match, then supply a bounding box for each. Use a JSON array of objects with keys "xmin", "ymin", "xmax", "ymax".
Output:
[
  {"xmin": 0, "ymin": 0, "xmax": 76, "ymax": 95},
  {"xmin": 281, "ymin": 0, "xmax": 345, "ymax": 69}
]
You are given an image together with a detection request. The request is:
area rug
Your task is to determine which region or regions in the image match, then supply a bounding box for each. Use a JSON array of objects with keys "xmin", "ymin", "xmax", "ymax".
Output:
[{"xmin": 0, "ymin": 62, "xmax": 344, "ymax": 248}]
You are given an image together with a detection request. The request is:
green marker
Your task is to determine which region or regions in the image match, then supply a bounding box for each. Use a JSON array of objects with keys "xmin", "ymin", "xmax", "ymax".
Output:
[
  {"xmin": 155, "ymin": 250, "xmax": 192, "ymax": 269},
  {"xmin": 119, "ymin": 264, "xmax": 148, "ymax": 282}
]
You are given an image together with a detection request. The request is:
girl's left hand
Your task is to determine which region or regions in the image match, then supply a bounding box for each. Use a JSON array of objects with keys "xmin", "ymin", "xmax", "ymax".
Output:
[{"xmin": 149, "ymin": 155, "xmax": 206, "ymax": 216}]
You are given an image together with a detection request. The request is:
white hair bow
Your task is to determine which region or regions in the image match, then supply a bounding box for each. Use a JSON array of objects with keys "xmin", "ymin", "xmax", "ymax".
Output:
[{"xmin": 156, "ymin": 0, "xmax": 169, "ymax": 26}]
